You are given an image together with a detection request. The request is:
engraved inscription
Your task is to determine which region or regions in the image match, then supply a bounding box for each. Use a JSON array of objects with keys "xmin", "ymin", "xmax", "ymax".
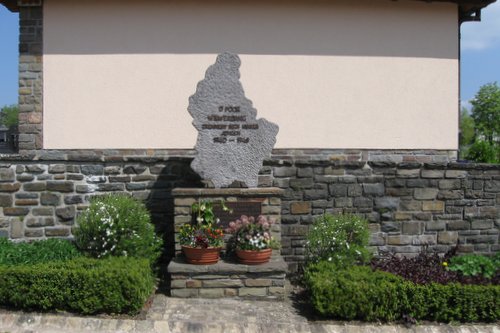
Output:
[{"xmin": 207, "ymin": 106, "xmax": 262, "ymax": 144}]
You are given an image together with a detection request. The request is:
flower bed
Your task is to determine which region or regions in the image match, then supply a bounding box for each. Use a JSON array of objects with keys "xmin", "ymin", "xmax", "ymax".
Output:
[
  {"xmin": 0, "ymin": 194, "xmax": 162, "ymax": 315},
  {"xmin": 304, "ymin": 262, "xmax": 500, "ymax": 323}
]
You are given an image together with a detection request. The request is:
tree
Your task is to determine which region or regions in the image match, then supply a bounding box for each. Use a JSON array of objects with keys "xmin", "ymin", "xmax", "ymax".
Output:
[
  {"xmin": 470, "ymin": 82, "xmax": 500, "ymax": 145},
  {"xmin": 459, "ymin": 107, "xmax": 475, "ymax": 160},
  {"xmin": 0, "ymin": 104, "xmax": 19, "ymax": 128},
  {"xmin": 466, "ymin": 82, "xmax": 500, "ymax": 163},
  {"xmin": 459, "ymin": 107, "xmax": 475, "ymax": 145}
]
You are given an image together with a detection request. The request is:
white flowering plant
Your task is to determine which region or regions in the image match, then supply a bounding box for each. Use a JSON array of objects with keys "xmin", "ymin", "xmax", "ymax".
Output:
[
  {"xmin": 305, "ymin": 213, "xmax": 370, "ymax": 267},
  {"xmin": 225, "ymin": 215, "xmax": 279, "ymax": 251},
  {"xmin": 74, "ymin": 194, "xmax": 163, "ymax": 263}
]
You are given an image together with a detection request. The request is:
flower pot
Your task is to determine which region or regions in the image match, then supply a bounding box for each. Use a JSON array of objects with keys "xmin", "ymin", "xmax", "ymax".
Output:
[
  {"xmin": 236, "ymin": 248, "xmax": 272, "ymax": 265},
  {"xmin": 182, "ymin": 246, "xmax": 221, "ymax": 265}
]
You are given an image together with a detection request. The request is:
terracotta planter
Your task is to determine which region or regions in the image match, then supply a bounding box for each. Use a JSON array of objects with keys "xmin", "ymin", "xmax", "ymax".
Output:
[
  {"xmin": 236, "ymin": 248, "xmax": 272, "ymax": 265},
  {"xmin": 182, "ymin": 246, "xmax": 221, "ymax": 265}
]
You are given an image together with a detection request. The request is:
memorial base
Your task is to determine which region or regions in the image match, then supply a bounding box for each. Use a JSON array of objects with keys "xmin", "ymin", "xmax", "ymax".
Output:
[{"xmin": 168, "ymin": 254, "xmax": 287, "ymax": 300}]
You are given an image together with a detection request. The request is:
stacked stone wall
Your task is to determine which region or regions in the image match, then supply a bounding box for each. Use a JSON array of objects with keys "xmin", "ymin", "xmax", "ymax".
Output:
[
  {"xmin": 269, "ymin": 160, "xmax": 499, "ymax": 272},
  {"xmin": 18, "ymin": 5, "xmax": 43, "ymax": 153},
  {"xmin": 0, "ymin": 157, "xmax": 498, "ymax": 272}
]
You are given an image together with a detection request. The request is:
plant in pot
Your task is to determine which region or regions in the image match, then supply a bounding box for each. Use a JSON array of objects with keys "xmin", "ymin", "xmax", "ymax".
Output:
[
  {"xmin": 178, "ymin": 200, "xmax": 228, "ymax": 265},
  {"xmin": 225, "ymin": 215, "xmax": 279, "ymax": 265}
]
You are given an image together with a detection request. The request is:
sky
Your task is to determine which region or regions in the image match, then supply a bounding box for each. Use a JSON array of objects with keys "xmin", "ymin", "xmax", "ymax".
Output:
[{"xmin": 0, "ymin": 2, "xmax": 499, "ymax": 108}]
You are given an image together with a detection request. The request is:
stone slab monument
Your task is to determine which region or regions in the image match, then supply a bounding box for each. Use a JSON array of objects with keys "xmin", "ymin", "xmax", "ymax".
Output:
[
  {"xmin": 188, "ymin": 52, "xmax": 279, "ymax": 188},
  {"xmin": 169, "ymin": 54, "xmax": 286, "ymax": 300}
]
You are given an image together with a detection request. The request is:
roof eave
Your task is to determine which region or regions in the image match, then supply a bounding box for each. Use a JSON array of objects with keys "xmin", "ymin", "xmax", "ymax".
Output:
[
  {"xmin": 0, "ymin": 0, "xmax": 496, "ymax": 17},
  {"xmin": 0, "ymin": 0, "xmax": 18, "ymax": 12}
]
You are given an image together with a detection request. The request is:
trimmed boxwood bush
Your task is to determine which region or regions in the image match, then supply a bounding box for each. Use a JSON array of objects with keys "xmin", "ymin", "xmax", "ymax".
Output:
[
  {"xmin": 304, "ymin": 262, "xmax": 500, "ymax": 322},
  {"xmin": 0, "ymin": 257, "xmax": 154, "ymax": 315},
  {"xmin": 0, "ymin": 238, "xmax": 81, "ymax": 265}
]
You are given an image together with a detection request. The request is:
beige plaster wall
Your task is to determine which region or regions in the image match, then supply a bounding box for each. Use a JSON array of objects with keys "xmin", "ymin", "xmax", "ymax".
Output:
[{"xmin": 43, "ymin": 0, "xmax": 459, "ymax": 149}]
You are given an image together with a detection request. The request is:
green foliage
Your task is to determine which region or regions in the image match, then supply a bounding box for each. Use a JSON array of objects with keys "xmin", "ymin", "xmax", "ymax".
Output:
[
  {"xmin": 73, "ymin": 194, "xmax": 163, "ymax": 263},
  {"xmin": 305, "ymin": 213, "xmax": 370, "ymax": 267},
  {"xmin": 304, "ymin": 262, "xmax": 500, "ymax": 322},
  {"xmin": 459, "ymin": 108, "xmax": 475, "ymax": 158},
  {"xmin": 470, "ymin": 82, "xmax": 500, "ymax": 145},
  {"xmin": 191, "ymin": 199, "xmax": 230, "ymax": 225},
  {"xmin": 448, "ymin": 254, "xmax": 499, "ymax": 279},
  {"xmin": 0, "ymin": 238, "xmax": 81, "ymax": 266},
  {"xmin": 179, "ymin": 199, "xmax": 229, "ymax": 248},
  {"xmin": 0, "ymin": 257, "xmax": 154, "ymax": 315},
  {"xmin": 0, "ymin": 104, "xmax": 19, "ymax": 127},
  {"xmin": 466, "ymin": 140, "xmax": 499, "ymax": 163}
]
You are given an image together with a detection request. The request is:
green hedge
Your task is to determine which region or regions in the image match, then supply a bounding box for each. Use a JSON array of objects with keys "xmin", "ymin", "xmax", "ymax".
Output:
[
  {"xmin": 0, "ymin": 257, "xmax": 154, "ymax": 315},
  {"xmin": 0, "ymin": 238, "xmax": 82, "ymax": 265},
  {"xmin": 304, "ymin": 262, "xmax": 500, "ymax": 322}
]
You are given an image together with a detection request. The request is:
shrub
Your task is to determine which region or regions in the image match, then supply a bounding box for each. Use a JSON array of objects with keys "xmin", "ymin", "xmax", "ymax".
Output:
[
  {"xmin": 305, "ymin": 213, "xmax": 370, "ymax": 267},
  {"xmin": 0, "ymin": 238, "xmax": 81, "ymax": 266},
  {"xmin": 372, "ymin": 252, "xmax": 500, "ymax": 285},
  {"xmin": 0, "ymin": 257, "xmax": 154, "ymax": 315},
  {"xmin": 304, "ymin": 262, "xmax": 500, "ymax": 322},
  {"xmin": 448, "ymin": 254, "xmax": 499, "ymax": 279},
  {"xmin": 466, "ymin": 140, "xmax": 499, "ymax": 163},
  {"xmin": 74, "ymin": 194, "xmax": 163, "ymax": 263}
]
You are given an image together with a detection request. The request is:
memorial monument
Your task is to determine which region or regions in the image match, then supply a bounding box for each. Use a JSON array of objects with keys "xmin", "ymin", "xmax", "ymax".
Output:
[
  {"xmin": 188, "ymin": 53, "xmax": 279, "ymax": 188},
  {"xmin": 169, "ymin": 53, "xmax": 286, "ymax": 298}
]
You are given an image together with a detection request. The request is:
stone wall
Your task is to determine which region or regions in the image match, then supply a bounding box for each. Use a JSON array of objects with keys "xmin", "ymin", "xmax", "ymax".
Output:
[
  {"xmin": 272, "ymin": 160, "xmax": 499, "ymax": 272},
  {"xmin": 0, "ymin": 157, "xmax": 201, "ymax": 259},
  {"xmin": 0, "ymin": 156, "xmax": 498, "ymax": 272},
  {"xmin": 18, "ymin": 4, "xmax": 43, "ymax": 154}
]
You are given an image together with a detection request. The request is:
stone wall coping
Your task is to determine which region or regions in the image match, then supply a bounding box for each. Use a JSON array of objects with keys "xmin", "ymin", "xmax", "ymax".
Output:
[
  {"xmin": 168, "ymin": 256, "xmax": 288, "ymax": 274},
  {"xmin": 172, "ymin": 187, "xmax": 284, "ymax": 197},
  {"xmin": 1, "ymin": 153, "xmax": 498, "ymax": 171}
]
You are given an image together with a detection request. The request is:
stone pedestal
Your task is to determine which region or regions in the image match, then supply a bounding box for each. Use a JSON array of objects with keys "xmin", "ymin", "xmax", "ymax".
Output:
[
  {"xmin": 168, "ymin": 256, "xmax": 287, "ymax": 300},
  {"xmin": 170, "ymin": 187, "xmax": 286, "ymax": 299}
]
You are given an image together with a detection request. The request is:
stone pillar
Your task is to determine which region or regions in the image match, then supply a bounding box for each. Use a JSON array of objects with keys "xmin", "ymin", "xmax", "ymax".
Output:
[{"xmin": 18, "ymin": 0, "xmax": 43, "ymax": 155}]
